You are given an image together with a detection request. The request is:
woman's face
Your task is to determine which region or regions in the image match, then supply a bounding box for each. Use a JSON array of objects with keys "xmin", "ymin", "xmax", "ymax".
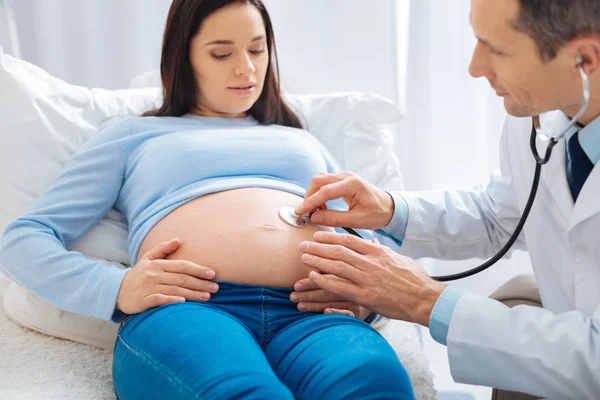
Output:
[{"xmin": 189, "ymin": 2, "xmax": 269, "ymax": 118}]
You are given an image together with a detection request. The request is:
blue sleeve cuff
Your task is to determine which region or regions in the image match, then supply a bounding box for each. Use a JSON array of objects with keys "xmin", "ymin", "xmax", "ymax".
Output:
[
  {"xmin": 377, "ymin": 191, "xmax": 409, "ymax": 243},
  {"xmin": 429, "ymin": 285, "xmax": 463, "ymax": 346}
]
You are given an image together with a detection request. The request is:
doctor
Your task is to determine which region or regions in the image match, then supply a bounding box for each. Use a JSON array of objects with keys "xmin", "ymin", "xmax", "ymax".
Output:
[{"xmin": 290, "ymin": 0, "xmax": 600, "ymax": 398}]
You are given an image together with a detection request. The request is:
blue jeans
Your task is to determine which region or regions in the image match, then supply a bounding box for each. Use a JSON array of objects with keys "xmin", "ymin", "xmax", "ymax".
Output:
[{"xmin": 113, "ymin": 281, "xmax": 415, "ymax": 400}]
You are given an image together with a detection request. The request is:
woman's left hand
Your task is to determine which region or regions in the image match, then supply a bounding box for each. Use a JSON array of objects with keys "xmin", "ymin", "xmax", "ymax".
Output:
[{"xmin": 290, "ymin": 275, "xmax": 372, "ymax": 320}]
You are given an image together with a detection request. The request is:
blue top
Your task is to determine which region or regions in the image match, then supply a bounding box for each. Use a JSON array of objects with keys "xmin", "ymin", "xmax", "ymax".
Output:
[
  {"xmin": 0, "ymin": 114, "xmax": 377, "ymax": 322},
  {"xmin": 381, "ymin": 115, "xmax": 600, "ymax": 346}
]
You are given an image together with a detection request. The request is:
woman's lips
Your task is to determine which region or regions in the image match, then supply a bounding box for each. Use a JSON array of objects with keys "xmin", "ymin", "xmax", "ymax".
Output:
[{"xmin": 228, "ymin": 85, "xmax": 255, "ymax": 97}]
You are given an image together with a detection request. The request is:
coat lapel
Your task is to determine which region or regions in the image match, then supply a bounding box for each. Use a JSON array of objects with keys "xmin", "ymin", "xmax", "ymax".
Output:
[{"xmin": 569, "ymin": 163, "xmax": 600, "ymax": 231}]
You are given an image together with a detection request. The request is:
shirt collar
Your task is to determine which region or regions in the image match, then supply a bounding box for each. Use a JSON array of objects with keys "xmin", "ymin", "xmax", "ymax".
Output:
[{"xmin": 573, "ymin": 115, "xmax": 600, "ymax": 165}]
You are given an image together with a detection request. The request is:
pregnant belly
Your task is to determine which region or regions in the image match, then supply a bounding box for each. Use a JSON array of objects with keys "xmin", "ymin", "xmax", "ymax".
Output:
[{"xmin": 137, "ymin": 188, "xmax": 334, "ymax": 288}]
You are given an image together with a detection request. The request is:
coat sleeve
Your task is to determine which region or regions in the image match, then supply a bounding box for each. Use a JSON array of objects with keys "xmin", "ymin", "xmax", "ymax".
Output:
[{"xmin": 446, "ymin": 293, "xmax": 600, "ymax": 399}]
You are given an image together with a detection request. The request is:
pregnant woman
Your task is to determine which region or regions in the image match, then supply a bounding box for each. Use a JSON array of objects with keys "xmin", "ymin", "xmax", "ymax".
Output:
[{"xmin": 0, "ymin": 1, "xmax": 414, "ymax": 399}]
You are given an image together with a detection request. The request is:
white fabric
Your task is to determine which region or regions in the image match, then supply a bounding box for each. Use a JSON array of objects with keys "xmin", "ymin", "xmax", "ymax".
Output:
[{"xmin": 399, "ymin": 113, "xmax": 600, "ymax": 398}]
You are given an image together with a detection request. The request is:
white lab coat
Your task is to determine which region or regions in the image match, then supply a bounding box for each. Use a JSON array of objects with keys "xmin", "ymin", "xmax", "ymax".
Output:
[{"xmin": 396, "ymin": 113, "xmax": 600, "ymax": 399}]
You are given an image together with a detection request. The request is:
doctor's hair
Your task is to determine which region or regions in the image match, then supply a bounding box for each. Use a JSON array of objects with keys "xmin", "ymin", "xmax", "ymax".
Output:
[
  {"xmin": 144, "ymin": 0, "xmax": 302, "ymax": 129},
  {"xmin": 513, "ymin": 0, "xmax": 600, "ymax": 62}
]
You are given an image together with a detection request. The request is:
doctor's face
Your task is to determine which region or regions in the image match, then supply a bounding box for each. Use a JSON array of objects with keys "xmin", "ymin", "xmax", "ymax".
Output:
[
  {"xmin": 468, "ymin": 0, "xmax": 578, "ymax": 118},
  {"xmin": 189, "ymin": 2, "xmax": 269, "ymax": 118}
]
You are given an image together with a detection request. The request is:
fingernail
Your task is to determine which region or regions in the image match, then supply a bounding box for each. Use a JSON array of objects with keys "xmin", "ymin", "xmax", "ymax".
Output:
[
  {"xmin": 313, "ymin": 231, "xmax": 324, "ymax": 240},
  {"xmin": 298, "ymin": 241, "xmax": 309, "ymax": 251},
  {"xmin": 290, "ymin": 294, "xmax": 299, "ymax": 302},
  {"xmin": 201, "ymin": 293, "xmax": 210, "ymax": 300},
  {"xmin": 205, "ymin": 270, "xmax": 215, "ymax": 279},
  {"xmin": 301, "ymin": 254, "xmax": 313, "ymax": 262},
  {"xmin": 324, "ymin": 308, "xmax": 332, "ymax": 314},
  {"xmin": 294, "ymin": 283, "xmax": 303, "ymax": 291},
  {"xmin": 298, "ymin": 304, "xmax": 307, "ymax": 311},
  {"xmin": 209, "ymin": 283, "xmax": 219, "ymax": 292},
  {"xmin": 309, "ymin": 271, "xmax": 320, "ymax": 279}
]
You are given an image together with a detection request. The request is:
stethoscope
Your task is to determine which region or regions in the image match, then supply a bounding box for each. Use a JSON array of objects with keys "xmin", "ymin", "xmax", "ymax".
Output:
[{"xmin": 280, "ymin": 56, "xmax": 590, "ymax": 282}]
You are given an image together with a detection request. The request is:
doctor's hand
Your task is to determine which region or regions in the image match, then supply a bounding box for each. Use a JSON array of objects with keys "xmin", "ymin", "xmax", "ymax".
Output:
[
  {"xmin": 298, "ymin": 232, "xmax": 447, "ymax": 326},
  {"xmin": 289, "ymin": 275, "xmax": 372, "ymax": 319},
  {"xmin": 116, "ymin": 238, "xmax": 219, "ymax": 315},
  {"xmin": 295, "ymin": 172, "xmax": 394, "ymax": 230}
]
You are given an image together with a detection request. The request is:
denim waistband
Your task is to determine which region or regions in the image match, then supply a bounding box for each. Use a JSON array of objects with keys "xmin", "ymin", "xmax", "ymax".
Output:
[{"xmin": 212, "ymin": 280, "xmax": 295, "ymax": 299}]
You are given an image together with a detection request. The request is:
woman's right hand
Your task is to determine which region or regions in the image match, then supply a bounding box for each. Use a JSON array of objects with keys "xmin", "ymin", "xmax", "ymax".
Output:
[{"xmin": 116, "ymin": 238, "xmax": 219, "ymax": 315}]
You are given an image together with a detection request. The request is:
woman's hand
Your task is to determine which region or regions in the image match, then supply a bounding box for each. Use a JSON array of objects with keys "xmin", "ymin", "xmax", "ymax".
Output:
[
  {"xmin": 116, "ymin": 238, "xmax": 219, "ymax": 315},
  {"xmin": 290, "ymin": 275, "xmax": 372, "ymax": 320}
]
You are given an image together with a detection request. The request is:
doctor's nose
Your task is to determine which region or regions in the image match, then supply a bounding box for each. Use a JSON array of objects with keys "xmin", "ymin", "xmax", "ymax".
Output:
[
  {"xmin": 234, "ymin": 54, "xmax": 256, "ymax": 77},
  {"xmin": 468, "ymin": 42, "xmax": 493, "ymax": 80}
]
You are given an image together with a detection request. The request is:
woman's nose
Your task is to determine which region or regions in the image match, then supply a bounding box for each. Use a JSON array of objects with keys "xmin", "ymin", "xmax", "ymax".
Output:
[{"xmin": 234, "ymin": 53, "xmax": 256, "ymax": 77}]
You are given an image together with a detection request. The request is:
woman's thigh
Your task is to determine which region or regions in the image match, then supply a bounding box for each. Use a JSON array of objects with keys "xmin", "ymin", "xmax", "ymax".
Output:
[
  {"xmin": 265, "ymin": 314, "xmax": 415, "ymax": 400},
  {"xmin": 112, "ymin": 302, "xmax": 294, "ymax": 400}
]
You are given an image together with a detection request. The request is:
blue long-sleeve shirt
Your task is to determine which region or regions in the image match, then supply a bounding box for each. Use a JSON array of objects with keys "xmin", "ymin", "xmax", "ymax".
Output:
[
  {"xmin": 381, "ymin": 116, "xmax": 600, "ymax": 345},
  {"xmin": 1, "ymin": 114, "xmax": 386, "ymax": 322}
]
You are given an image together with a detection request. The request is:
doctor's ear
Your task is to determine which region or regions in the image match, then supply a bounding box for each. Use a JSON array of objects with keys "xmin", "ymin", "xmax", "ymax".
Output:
[{"xmin": 568, "ymin": 36, "xmax": 600, "ymax": 76}]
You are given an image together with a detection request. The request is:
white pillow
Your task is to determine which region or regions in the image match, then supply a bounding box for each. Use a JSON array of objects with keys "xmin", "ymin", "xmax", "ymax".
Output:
[{"xmin": 0, "ymin": 47, "xmax": 404, "ymax": 349}]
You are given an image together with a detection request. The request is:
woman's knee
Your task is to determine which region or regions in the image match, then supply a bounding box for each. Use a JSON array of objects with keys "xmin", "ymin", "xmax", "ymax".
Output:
[
  {"xmin": 350, "ymin": 352, "xmax": 414, "ymax": 396},
  {"xmin": 314, "ymin": 349, "xmax": 414, "ymax": 400},
  {"xmin": 267, "ymin": 315, "xmax": 415, "ymax": 399}
]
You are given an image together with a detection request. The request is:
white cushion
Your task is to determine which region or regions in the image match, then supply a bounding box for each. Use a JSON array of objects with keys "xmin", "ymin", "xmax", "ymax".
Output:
[{"xmin": 0, "ymin": 46, "xmax": 404, "ymax": 349}]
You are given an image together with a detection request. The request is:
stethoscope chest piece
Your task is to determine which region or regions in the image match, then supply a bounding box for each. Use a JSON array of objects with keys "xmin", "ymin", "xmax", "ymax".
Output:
[{"xmin": 278, "ymin": 206, "xmax": 312, "ymax": 228}]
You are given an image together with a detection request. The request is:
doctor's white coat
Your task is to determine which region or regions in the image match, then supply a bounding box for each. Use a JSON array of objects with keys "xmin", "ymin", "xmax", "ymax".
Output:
[{"xmin": 397, "ymin": 113, "xmax": 600, "ymax": 399}]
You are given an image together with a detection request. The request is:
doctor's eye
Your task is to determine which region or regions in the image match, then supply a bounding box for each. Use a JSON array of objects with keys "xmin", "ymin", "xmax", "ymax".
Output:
[
  {"xmin": 211, "ymin": 53, "xmax": 232, "ymax": 60},
  {"xmin": 249, "ymin": 49, "xmax": 266, "ymax": 56},
  {"xmin": 490, "ymin": 48, "xmax": 506, "ymax": 57}
]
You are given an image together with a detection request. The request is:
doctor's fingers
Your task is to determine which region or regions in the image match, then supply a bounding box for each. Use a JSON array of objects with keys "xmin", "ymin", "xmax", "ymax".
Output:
[
  {"xmin": 290, "ymin": 284, "xmax": 347, "ymax": 303},
  {"xmin": 301, "ymin": 253, "xmax": 365, "ymax": 284},
  {"xmin": 308, "ymin": 271, "xmax": 363, "ymax": 303},
  {"xmin": 297, "ymin": 301, "xmax": 358, "ymax": 317},
  {"xmin": 301, "ymin": 238, "xmax": 369, "ymax": 269},
  {"xmin": 308, "ymin": 231, "xmax": 377, "ymax": 257},
  {"xmin": 296, "ymin": 172, "xmax": 355, "ymax": 215}
]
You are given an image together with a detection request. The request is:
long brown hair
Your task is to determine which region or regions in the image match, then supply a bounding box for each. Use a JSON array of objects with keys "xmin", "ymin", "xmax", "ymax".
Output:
[{"xmin": 144, "ymin": 0, "xmax": 302, "ymax": 129}]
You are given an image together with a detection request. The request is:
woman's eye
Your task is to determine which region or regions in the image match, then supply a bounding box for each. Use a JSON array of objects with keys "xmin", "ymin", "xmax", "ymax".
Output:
[
  {"xmin": 212, "ymin": 53, "xmax": 231, "ymax": 60},
  {"xmin": 250, "ymin": 49, "xmax": 266, "ymax": 56}
]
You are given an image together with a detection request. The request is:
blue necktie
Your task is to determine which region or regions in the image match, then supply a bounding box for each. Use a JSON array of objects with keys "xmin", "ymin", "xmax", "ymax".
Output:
[{"xmin": 566, "ymin": 131, "xmax": 593, "ymax": 201}]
